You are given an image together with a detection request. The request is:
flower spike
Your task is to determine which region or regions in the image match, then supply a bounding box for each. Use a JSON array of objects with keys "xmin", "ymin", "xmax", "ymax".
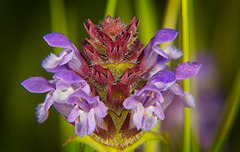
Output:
[{"xmin": 21, "ymin": 16, "xmax": 200, "ymax": 150}]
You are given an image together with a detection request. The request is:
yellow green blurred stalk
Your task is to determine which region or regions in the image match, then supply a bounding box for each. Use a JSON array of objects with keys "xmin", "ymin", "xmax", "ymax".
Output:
[{"xmin": 182, "ymin": 0, "xmax": 191, "ymax": 151}]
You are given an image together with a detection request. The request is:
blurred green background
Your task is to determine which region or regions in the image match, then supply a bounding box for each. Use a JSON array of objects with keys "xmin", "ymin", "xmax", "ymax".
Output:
[{"xmin": 0, "ymin": 0, "xmax": 239, "ymax": 151}]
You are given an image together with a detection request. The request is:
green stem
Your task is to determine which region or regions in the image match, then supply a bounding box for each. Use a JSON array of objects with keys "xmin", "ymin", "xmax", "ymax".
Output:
[
  {"xmin": 104, "ymin": 0, "xmax": 118, "ymax": 18},
  {"xmin": 182, "ymin": 0, "xmax": 191, "ymax": 151},
  {"xmin": 49, "ymin": 0, "xmax": 78, "ymax": 151},
  {"xmin": 210, "ymin": 69, "xmax": 240, "ymax": 152}
]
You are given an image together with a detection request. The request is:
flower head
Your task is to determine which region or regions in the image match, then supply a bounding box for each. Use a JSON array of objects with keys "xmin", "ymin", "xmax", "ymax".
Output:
[{"xmin": 21, "ymin": 16, "xmax": 201, "ymax": 149}]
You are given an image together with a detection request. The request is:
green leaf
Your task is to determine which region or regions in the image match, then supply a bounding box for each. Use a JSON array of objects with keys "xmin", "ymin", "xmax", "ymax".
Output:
[
  {"xmin": 64, "ymin": 135, "xmax": 117, "ymax": 152},
  {"xmin": 64, "ymin": 131, "xmax": 167, "ymax": 152},
  {"xmin": 124, "ymin": 131, "xmax": 167, "ymax": 152}
]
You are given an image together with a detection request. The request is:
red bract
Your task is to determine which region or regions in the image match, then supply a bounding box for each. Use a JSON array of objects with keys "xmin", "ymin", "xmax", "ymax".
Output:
[{"xmin": 82, "ymin": 16, "xmax": 146, "ymax": 113}]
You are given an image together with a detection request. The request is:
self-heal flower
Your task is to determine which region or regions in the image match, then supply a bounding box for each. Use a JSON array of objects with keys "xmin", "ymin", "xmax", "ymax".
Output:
[
  {"xmin": 21, "ymin": 16, "xmax": 201, "ymax": 150},
  {"xmin": 67, "ymin": 89, "xmax": 107, "ymax": 137},
  {"xmin": 42, "ymin": 33, "xmax": 90, "ymax": 76},
  {"xmin": 147, "ymin": 62, "xmax": 201, "ymax": 110},
  {"xmin": 21, "ymin": 77, "xmax": 55, "ymax": 123},
  {"xmin": 123, "ymin": 85, "xmax": 165, "ymax": 131},
  {"xmin": 21, "ymin": 69, "xmax": 95, "ymax": 123},
  {"xmin": 142, "ymin": 28, "xmax": 180, "ymax": 73}
]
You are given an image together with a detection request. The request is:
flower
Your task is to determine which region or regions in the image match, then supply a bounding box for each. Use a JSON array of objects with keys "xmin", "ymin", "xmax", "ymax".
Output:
[
  {"xmin": 67, "ymin": 89, "xmax": 107, "ymax": 137},
  {"xmin": 123, "ymin": 85, "xmax": 165, "ymax": 131},
  {"xmin": 21, "ymin": 16, "xmax": 201, "ymax": 149},
  {"xmin": 42, "ymin": 33, "xmax": 90, "ymax": 76},
  {"xmin": 142, "ymin": 28, "xmax": 180, "ymax": 73}
]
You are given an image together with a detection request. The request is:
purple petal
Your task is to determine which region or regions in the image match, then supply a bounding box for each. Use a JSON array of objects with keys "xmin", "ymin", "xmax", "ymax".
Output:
[
  {"xmin": 70, "ymin": 89, "xmax": 97, "ymax": 104},
  {"xmin": 161, "ymin": 90, "xmax": 176, "ymax": 110},
  {"xmin": 142, "ymin": 59, "xmax": 168, "ymax": 80},
  {"xmin": 75, "ymin": 113, "xmax": 88, "ymax": 137},
  {"xmin": 123, "ymin": 96, "xmax": 138, "ymax": 109},
  {"xmin": 81, "ymin": 84, "xmax": 91, "ymax": 95},
  {"xmin": 53, "ymin": 102, "xmax": 74, "ymax": 117},
  {"xmin": 152, "ymin": 46, "xmax": 169, "ymax": 61},
  {"xmin": 67, "ymin": 53, "xmax": 84, "ymax": 74},
  {"xmin": 43, "ymin": 33, "xmax": 74, "ymax": 49},
  {"xmin": 143, "ymin": 50, "xmax": 159, "ymax": 73},
  {"xmin": 174, "ymin": 62, "xmax": 201, "ymax": 80},
  {"xmin": 132, "ymin": 105, "xmax": 144, "ymax": 130},
  {"xmin": 137, "ymin": 85, "xmax": 164, "ymax": 103},
  {"xmin": 67, "ymin": 105, "xmax": 80, "ymax": 122},
  {"xmin": 153, "ymin": 29, "xmax": 178, "ymax": 45},
  {"xmin": 41, "ymin": 50, "xmax": 71, "ymax": 73},
  {"xmin": 150, "ymin": 70, "xmax": 176, "ymax": 84},
  {"xmin": 42, "ymin": 64, "xmax": 69, "ymax": 73},
  {"xmin": 95, "ymin": 115, "xmax": 107, "ymax": 130},
  {"xmin": 43, "ymin": 93, "xmax": 54, "ymax": 111},
  {"xmin": 21, "ymin": 77, "xmax": 54, "ymax": 93},
  {"xmin": 136, "ymin": 85, "xmax": 160, "ymax": 97},
  {"xmin": 148, "ymin": 70, "xmax": 176, "ymax": 90},
  {"xmin": 170, "ymin": 84, "xmax": 185, "ymax": 96},
  {"xmin": 93, "ymin": 102, "xmax": 108, "ymax": 118},
  {"xmin": 56, "ymin": 80, "xmax": 71, "ymax": 90},
  {"xmin": 59, "ymin": 51, "xmax": 74, "ymax": 65},
  {"xmin": 53, "ymin": 69, "xmax": 85, "ymax": 83},
  {"xmin": 86, "ymin": 110, "xmax": 96, "ymax": 135},
  {"xmin": 36, "ymin": 103, "xmax": 49, "ymax": 123},
  {"xmin": 154, "ymin": 104, "xmax": 165, "ymax": 120},
  {"xmin": 142, "ymin": 106, "xmax": 158, "ymax": 130}
]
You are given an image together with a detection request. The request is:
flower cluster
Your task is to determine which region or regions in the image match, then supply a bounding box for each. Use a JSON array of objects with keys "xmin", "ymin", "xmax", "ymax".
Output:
[{"xmin": 21, "ymin": 16, "xmax": 200, "ymax": 148}]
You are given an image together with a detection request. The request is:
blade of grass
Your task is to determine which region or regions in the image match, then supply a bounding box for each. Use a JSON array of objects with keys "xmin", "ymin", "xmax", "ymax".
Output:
[
  {"xmin": 161, "ymin": 0, "xmax": 180, "ymax": 49},
  {"xmin": 182, "ymin": 0, "xmax": 191, "ymax": 151},
  {"xmin": 104, "ymin": 0, "xmax": 118, "ymax": 18},
  {"xmin": 210, "ymin": 69, "xmax": 240, "ymax": 152},
  {"xmin": 49, "ymin": 0, "xmax": 79, "ymax": 151},
  {"xmin": 134, "ymin": 0, "xmax": 158, "ymax": 44}
]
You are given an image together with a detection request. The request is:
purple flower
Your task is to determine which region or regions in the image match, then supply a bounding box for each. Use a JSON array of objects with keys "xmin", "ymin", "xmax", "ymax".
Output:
[
  {"xmin": 148, "ymin": 62, "xmax": 201, "ymax": 110},
  {"xmin": 21, "ymin": 77, "xmax": 55, "ymax": 123},
  {"xmin": 42, "ymin": 33, "xmax": 86, "ymax": 76},
  {"xmin": 123, "ymin": 85, "xmax": 165, "ymax": 131},
  {"xmin": 143, "ymin": 29, "xmax": 180, "ymax": 73},
  {"xmin": 67, "ymin": 89, "xmax": 107, "ymax": 137},
  {"xmin": 21, "ymin": 69, "xmax": 91, "ymax": 123}
]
